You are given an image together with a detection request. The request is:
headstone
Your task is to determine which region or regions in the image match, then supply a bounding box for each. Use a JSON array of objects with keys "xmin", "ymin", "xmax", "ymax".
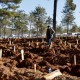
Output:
[
  {"xmin": 0, "ymin": 49, "xmax": 2, "ymax": 58},
  {"xmin": 21, "ymin": 49, "xmax": 24, "ymax": 60},
  {"xmin": 12, "ymin": 41, "xmax": 13, "ymax": 44},
  {"xmin": 64, "ymin": 41, "xmax": 67, "ymax": 46},
  {"xmin": 69, "ymin": 43, "xmax": 71, "ymax": 48},
  {"xmin": 60, "ymin": 40, "xmax": 62, "ymax": 44},
  {"xmin": 75, "ymin": 45, "xmax": 77, "ymax": 49},
  {"xmin": 34, "ymin": 64, "xmax": 36, "ymax": 73},
  {"xmin": 36, "ymin": 42, "xmax": 39, "ymax": 46},
  {"xmin": 29, "ymin": 41, "xmax": 31, "ymax": 46},
  {"xmin": 77, "ymin": 39, "xmax": 78, "ymax": 44},
  {"xmin": 74, "ymin": 55, "xmax": 76, "ymax": 65},
  {"xmin": 9, "ymin": 41, "xmax": 11, "ymax": 45}
]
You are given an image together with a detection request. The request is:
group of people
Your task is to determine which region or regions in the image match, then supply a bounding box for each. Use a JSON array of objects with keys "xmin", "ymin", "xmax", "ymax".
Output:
[{"xmin": 46, "ymin": 26, "xmax": 55, "ymax": 47}]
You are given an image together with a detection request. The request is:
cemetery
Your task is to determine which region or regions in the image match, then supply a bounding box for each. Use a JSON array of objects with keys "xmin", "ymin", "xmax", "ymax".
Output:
[
  {"xmin": 0, "ymin": 0, "xmax": 80, "ymax": 80},
  {"xmin": 0, "ymin": 37, "xmax": 80, "ymax": 79}
]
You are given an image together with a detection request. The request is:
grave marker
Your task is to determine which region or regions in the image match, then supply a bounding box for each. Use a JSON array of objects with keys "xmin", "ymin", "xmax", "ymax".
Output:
[
  {"xmin": 21, "ymin": 49, "xmax": 24, "ymax": 60},
  {"xmin": 64, "ymin": 41, "xmax": 67, "ymax": 46},
  {"xmin": 69, "ymin": 43, "xmax": 71, "ymax": 48},
  {"xmin": 75, "ymin": 45, "xmax": 77, "ymax": 49},
  {"xmin": 60, "ymin": 40, "xmax": 62, "ymax": 44},
  {"xmin": 34, "ymin": 64, "xmax": 36, "ymax": 73},
  {"xmin": 0, "ymin": 49, "xmax": 2, "ymax": 58},
  {"xmin": 29, "ymin": 41, "xmax": 31, "ymax": 46},
  {"xmin": 77, "ymin": 39, "xmax": 78, "ymax": 44},
  {"xmin": 36, "ymin": 42, "xmax": 39, "ymax": 46},
  {"xmin": 74, "ymin": 55, "xmax": 76, "ymax": 65},
  {"xmin": 9, "ymin": 41, "xmax": 11, "ymax": 45}
]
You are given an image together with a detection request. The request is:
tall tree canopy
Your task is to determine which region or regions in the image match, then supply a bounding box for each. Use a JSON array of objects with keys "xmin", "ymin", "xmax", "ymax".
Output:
[
  {"xmin": 0, "ymin": 0, "xmax": 22, "ymax": 4},
  {"xmin": 0, "ymin": 0, "xmax": 29, "ymax": 38},
  {"xmin": 30, "ymin": 6, "xmax": 47, "ymax": 37},
  {"xmin": 46, "ymin": 16, "xmax": 53, "ymax": 27},
  {"xmin": 61, "ymin": 0, "xmax": 76, "ymax": 34}
]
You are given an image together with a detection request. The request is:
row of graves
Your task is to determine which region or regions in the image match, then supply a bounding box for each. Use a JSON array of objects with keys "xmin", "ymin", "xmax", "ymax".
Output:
[{"xmin": 0, "ymin": 38, "xmax": 80, "ymax": 79}]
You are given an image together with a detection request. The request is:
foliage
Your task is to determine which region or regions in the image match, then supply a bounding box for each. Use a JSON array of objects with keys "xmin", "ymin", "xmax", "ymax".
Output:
[
  {"xmin": 56, "ymin": 24, "xmax": 63, "ymax": 34},
  {"xmin": 0, "ymin": 0, "xmax": 29, "ymax": 37},
  {"xmin": 61, "ymin": 0, "xmax": 76, "ymax": 34},
  {"xmin": 30, "ymin": 27, "xmax": 37, "ymax": 35},
  {"xmin": 46, "ymin": 16, "xmax": 53, "ymax": 27},
  {"xmin": 14, "ymin": 10, "xmax": 28, "ymax": 32},
  {"xmin": 30, "ymin": 6, "xmax": 47, "ymax": 36},
  {"xmin": 0, "ymin": 0, "xmax": 22, "ymax": 4},
  {"xmin": 70, "ymin": 24, "xmax": 78, "ymax": 32}
]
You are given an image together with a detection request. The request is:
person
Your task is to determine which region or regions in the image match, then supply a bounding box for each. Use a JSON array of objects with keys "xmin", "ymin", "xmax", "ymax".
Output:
[{"xmin": 46, "ymin": 26, "xmax": 55, "ymax": 46}]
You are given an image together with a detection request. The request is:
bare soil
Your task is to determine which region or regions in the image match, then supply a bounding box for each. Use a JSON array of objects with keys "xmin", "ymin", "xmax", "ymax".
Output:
[{"xmin": 0, "ymin": 37, "xmax": 80, "ymax": 80}]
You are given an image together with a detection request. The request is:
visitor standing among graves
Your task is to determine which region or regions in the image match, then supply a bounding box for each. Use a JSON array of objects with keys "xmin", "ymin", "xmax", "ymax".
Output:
[{"xmin": 46, "ymin": 26, "xmax": 55, "ymax": 46}]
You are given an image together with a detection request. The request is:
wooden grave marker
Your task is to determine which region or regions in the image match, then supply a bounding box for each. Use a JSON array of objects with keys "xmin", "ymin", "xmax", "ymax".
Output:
[
  {"xmin": 74, "ymin": 55, "xmax": 76, "ymax": 65},
  {"xmin": 75, "ymin": 45, "xmax": 77, "ymax": 49},
  {"xmin": 9, "ymin": 41, "xmax": 11, "ymax": 45},
  {"xmin": 64, "ymin": 41, "xmax": 67, "ymax": 46},
  {"xmin": 0, "ymin": 49, "xmax": 2, "ymax": 59},
  {"xmin": 34, "ymin": 64, "xmax": 36, "ymax": 73},
  {"xmin": 21, "ymin": 49, "xmax": 24, "ymax": 60},
  {"xmin": 76, "ymin": 39, "xmax": 78, "ymax": 44},
  {"xmin": 69, "ymin": 43, "xmax": 71, "ymax": 48},
  {"xmin": 29, "ymin": 41, "xmax": 31, "ymax": 46}
]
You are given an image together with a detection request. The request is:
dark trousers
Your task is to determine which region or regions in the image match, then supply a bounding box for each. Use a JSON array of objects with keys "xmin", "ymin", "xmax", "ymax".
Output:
[{"xmin": 47, "ymin": 38, "xmax": 51, "ymax": 45}]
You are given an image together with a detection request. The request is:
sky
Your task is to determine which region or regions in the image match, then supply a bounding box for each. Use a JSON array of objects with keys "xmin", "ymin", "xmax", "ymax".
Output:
[{"xmin": 19, "ymin": 0, "xmax": 80, "ymax": 26}]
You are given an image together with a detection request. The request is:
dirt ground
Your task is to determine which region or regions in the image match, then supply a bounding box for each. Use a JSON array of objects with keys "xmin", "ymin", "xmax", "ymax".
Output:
[{"xmin": 0, "ymin": 37, "xmax": 80, "ymax": 80}]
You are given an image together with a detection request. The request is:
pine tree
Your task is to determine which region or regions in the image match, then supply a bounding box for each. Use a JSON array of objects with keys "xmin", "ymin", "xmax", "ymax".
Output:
[
  {"xmin": 30, "ymin": 6, "xmax": 47, "ymax": 37},
  {"xmin": 61, "ymin": 0, "xmax": 76, "ymax": 34},
  {"xmin": 0, "ymin": 0, "xmax": 23, "ymax": 38}
]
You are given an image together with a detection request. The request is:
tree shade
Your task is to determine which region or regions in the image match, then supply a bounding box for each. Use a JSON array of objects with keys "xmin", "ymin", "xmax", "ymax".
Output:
[{"xmin": 0, "ymin": 0, "xmax": 22, "ymax": 4}]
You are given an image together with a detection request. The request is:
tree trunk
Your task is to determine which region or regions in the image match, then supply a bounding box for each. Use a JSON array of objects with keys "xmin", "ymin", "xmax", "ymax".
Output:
[
  {"xmin": 22, "ymin": 28, "xmax": 23, "ymax": 38},
  {"xmin": 67, "ymin": 23, "xmax": 69, "ymax": 34},
  {"xmin": 11, "ymin": 29, "xmax": 12, "ymax": 37},
  {"xmin": 29, "ymin": 23, "xmax": 31, "ymax": 38},
  {"xmin": 4, "ymin": 26, "xmax": 6, "ymax": 38},
  {"xmin": 37, "ymin": 27, "xmax": 38, "ymax": 38},
  {"xmin": 18, "ymin": 29, "xmax": 20, "ymax": 38},
  {"xmin": 53, "ymin": 0, "xmax": 58, "ymax": 39}
]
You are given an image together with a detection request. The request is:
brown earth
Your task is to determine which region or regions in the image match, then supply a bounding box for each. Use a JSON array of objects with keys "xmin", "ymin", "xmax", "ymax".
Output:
[{"xmin": 0, "ymin": 37, "xmax": 80, "ymax": 80}]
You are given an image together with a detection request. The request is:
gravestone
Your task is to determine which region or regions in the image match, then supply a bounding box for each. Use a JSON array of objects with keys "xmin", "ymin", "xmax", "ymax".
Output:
[{"xmin": 21, "ymin": 49, "xmax": 24, "ymax": 60}]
